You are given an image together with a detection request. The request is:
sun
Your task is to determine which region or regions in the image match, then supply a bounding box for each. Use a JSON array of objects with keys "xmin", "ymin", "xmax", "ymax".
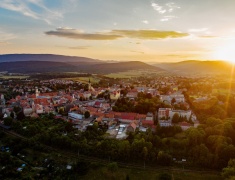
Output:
[{"xmin": 213, "ymin": 41, "xmax": 235, "ymax": 64}]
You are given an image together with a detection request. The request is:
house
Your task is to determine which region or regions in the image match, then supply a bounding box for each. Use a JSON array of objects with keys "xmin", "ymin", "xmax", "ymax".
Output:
[
  {"xmin": 23, "ymin": 107, "xmax": 33, "ymax": 116},
  {"xmin": 141, "ymin": 120, "xmax": 154, "ymax": 128},
  {"xmin": 110, "ymin": 91, "xmax": 120, "ymax": 100},
  {"xmin": 158, "ymin": 120, "xmax": 172, "ymax": 127},
  {"xmin": 158, "ymin": 108, "xmax": 171, "ymax": 120},
  {"xmin": 179, "ymin": 121, "xmax": 193, "ymax": 131},
  {"xmin": 127, "ymin": 122, "xmax": 137, "ymax": 132},
  {"xmin": 119, "ymin": 113, "xmax": 138, "ymax": 123},
  {"xmin": 169, "ymin": 110, "xmax": 192, "ymax": 121},
  {"xmin": 68, "ymin": 112, "xmax": 83, "ymax": 121},
  {"xmin": 126, "ymin": 91, "xmax": 138, "ymax": 99},
  {"xmin": 33, "ymin": 104, "xmax": 44, "ymax": 114},
  {"xmin": 146, "ymin": 112, "xmax": 154, "ymax": 121},
  {"xmin": 94, "ymin": 101, "xmax": 102, "ymax": 108}
]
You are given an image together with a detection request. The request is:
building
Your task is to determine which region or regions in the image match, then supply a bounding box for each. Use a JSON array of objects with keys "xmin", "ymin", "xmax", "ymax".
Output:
[
  {"xmin": 110, "ymin": 91, "xmax": 120, "ymax": 101},
  {"xmin": 68, "ymin": 112, "xmax": 83, "ymax": 121},
  {"xmin": 169, "ymin": 110, "xmax": 192, "ymax": 120},
  {"xmin": 158, "ymin": 108, "xmax": 172, "ymax": 120},
  {"xmin": 158, "ymin": 120, "xmax": 172, "ymax": 127}
]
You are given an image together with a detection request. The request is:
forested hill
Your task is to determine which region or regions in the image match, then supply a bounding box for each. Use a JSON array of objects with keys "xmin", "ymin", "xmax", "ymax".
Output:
[
  {"xmin": 154, "ymin": 60, "xmax": 233, "ymax": 75},
  {"xmin": 0, "ymin": 54, "xmax": 101, "ymax": 63},
  {"xmin": 0, "ymin": 61, "xmax": 163, "ymax": 74}
]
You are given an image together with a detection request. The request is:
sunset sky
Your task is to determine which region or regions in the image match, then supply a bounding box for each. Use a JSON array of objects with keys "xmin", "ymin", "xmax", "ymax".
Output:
[{"xmin": 1, "ymin": 0, "xmax": 235, "ymax": 62}]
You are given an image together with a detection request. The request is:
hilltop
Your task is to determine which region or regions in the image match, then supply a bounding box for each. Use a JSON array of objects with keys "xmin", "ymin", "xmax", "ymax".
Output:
[
  {"xmin": 0, "ymin": 54, "xmax": 101, "ymax": 63},
  {"xmin": 0, "ymin": 54, "xmax": 163, "ymax": 74},
  {"xmin": 154, "ymin": 60, "xmax": 233, "ymax": 75}
]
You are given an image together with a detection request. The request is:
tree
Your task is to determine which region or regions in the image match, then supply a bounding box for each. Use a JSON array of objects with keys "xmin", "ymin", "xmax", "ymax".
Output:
[
  {"xmin": 172, "ymin": 113, "xmax": 180, "ymax": 124},
  {"xmin": 157, "ymin": 151, "xmax": 172, "ymax": 166},
  {"xmin": 222, "ymin": 159, "xmax": 235, "ymax": 179},
  {"xmin": 171, "ymin": 98, "xmax": 176, "ymax": 105},
  {"xmin": 158, "ymin": 172, "xmax": 171, "ymax": 180},
  {"xmin": 107, "ymin": 162, "xmax": 118, "ymax": 172},
  {"xmin": 4, "ymin": 117, "xmax": 13, "ymax": 126},
  {"xmin": 10, "ymin": 112, "xmax": 14, "ymax": 119},
  {"xmin": 84, "ymin": 111, "xmax": 90, "ymax": 119}
]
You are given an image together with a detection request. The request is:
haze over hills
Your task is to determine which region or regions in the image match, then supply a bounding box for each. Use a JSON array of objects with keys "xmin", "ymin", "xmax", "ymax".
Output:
[
  {"xmin": 154, "ymin": 60, "xmax": 234, "ymax": 75},
  {"xmin": 0, "ymin": 54, "xmax": 101, "ymax": 63},
  {"xmin": 0, "ymin": 54, "xmax": 233, "ymax": 75},
  {"xmin": 0, "ymin": 59, "xmax": 163, "ymax": 74}
]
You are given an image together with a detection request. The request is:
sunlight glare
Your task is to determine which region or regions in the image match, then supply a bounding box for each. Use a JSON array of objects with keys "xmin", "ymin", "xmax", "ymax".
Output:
[{"xmin": 213, "ymin": 41, "xmax": 235, "ymax": 63}]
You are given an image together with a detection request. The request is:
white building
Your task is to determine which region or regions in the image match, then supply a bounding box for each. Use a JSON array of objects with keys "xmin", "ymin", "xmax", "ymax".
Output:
[
  {"xmin": 158, "ymin": 120, "xmax": 172, "ymax": 127},
  {"xmin": 68, "ymin": 112, "xmax": 83, "ymax": 121},
  {"xmin": 158, "ymin": 108, "xmax": 172, "ymax": 120},
  {"xmin": 169, "ymin": 110, "xmax": 192, "ymax": 120}
]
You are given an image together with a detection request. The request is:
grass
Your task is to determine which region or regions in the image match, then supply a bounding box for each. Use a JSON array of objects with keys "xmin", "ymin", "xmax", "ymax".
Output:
[
  {"xmin": 83, "ymin": 166, "xmax": 221, "ymax": 180},
  {"xmin": 63, "ymin": 76, "xmax": 100, "ymax": 83},
  {"xmin": 0, "ymin": 131, "xmax": 222, "ymax": 180},
  {"xmin": 212, "ymin": 88, "xmax": 235, "ymax": 95},
  {"xmin": 105, "ymin": 70, "xmax": 163, "ymax": 79},
  {"xmin": 0, "ymin": 75, "xmax": 29, "ymax": 79}
]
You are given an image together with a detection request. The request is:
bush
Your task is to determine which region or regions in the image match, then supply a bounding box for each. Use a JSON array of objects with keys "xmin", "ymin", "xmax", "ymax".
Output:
[
  {"xmin": 158, "ymin": 172, "xmax": 171, "ymax": 180},
  {"xmin": 107, "ymin": 162, "xmax": 118, "ymax": 172}
]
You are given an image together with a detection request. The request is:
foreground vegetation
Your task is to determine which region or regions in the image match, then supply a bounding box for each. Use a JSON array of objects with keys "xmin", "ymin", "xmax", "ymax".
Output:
[{"xmin": 0, "ymin": 130, "xmax": 221, "ymax": 179}]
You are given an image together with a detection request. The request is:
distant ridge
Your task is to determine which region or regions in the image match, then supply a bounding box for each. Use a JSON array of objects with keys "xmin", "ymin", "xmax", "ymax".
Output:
[
  {"xmin": 0, "ymin": 54, "xmax": 101, "ymax": 63},
  {"xmin": 154, "ymin": 60, "xmax": 233, "ymax": 75},
  {"xmin": 0, "ymin": 60, "xmax": 163, "ymax": 74}
]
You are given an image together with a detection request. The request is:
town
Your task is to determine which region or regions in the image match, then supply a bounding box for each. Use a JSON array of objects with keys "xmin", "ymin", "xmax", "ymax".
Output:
[
  {"xmin": 0, "ymin": 73, "xmax": 234, "ymax": 179},
  {"xmin": 0, "ymin": 75, "xmax": 200, "ymax": 137}
]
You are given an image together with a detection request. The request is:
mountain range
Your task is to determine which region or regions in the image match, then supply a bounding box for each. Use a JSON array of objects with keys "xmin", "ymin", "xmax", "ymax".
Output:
[
  {"xmin": 154, "ymin": 60, "xmax": 234, "ymax": 75},
  {"xmin": 0, "ymin": 54, "xmax": 233, "ymax": 75},
  {"xmin": 0, "ymin": 54, "xmax": 162, "ymax": 74}
]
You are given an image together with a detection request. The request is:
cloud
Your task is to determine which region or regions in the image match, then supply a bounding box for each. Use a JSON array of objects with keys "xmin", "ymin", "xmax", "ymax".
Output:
[
  {"xmin": 151, "ymin": 2, "xmax": 180, "ymax": 14},
  {"xmin": 130, "ymin": 51, "xmax": 145, "ymax": 54},
  {"xmin": 0, "ymin": 0, "xmax": 76, "ymax": 24},
  {"xmin": 151, "ymin": 1, "xmax": 180, "ymax": 22},
  {"xmin": 160, "ymin": 15, "xmax": 177, "ymax": 22},
  {"xmin": 188, "ymin": 28, "xmax": 209, "ymax": 32},
  {"xmin": 0, "ymin": 41, "xmax": 10, "ymax": 45},
  {"xmin": 166, "ymin": 2, "xmax": 181, "ymax": 13},
  {"xmin": 151, "ymin": 3, "xmax": 166, "ymax": 14},
  {"xmin": 111, "ymin": 30, "xmax": 188, "ymax": 39},
  {"xmin": 45, "ymin": 28, "xmax": 122, "ymax": 40},
  {"xmin": 69, "ymin": 46, "xmax": 91, "ymax": 50},
  {"xmin": 142, "ymin": 20, "xmax": 149, "ymax": 24},
  {"xmin": 0, "ymin": 29, "xmax": 16, "ymax": 43},
  {"xmin": 45, "ymin": 28, "xmax": 189, "ymax": 40},
  {"xmin": 199, "ymin": 36, "xmax": 217, "ymax": 38}
]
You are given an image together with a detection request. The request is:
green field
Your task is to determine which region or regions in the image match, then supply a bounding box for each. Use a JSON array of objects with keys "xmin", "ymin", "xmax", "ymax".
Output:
[
  {"xmin": 213, "ymin": 88, "xmax": 235, "ymax": 95},
  {"xmin": 105, "ymin": 70, "xmax": 163, "ymax": 79},
  {"xmin": 0, "ymin": 75, "xmax": 29, "ymax": 79},
  {"xmin": 83, "ymin": 166, "xmax": 221, "ymax": 180},
  {"xmin": 0, "ymin": 130, "xmax": 222, "ymax": 180},
  {"xmin": 63, "ymin": 76, "xmax": 100, "ymax": 83}
]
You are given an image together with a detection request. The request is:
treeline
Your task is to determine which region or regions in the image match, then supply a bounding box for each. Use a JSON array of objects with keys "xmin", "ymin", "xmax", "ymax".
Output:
[
  {"xmin": 184, "ymin": 92, "xmax": 235, "ymax": 122},
  {"xmin": 112, "ymin": 94, "xmax": 169, "ymax": 114},
  {"xmin": 8, "ymin": 114, "xmax": 235, "ymax": 170},
  {"xmin": 30, "ymin": 73, "xmax": 92, "ymax": 80}
]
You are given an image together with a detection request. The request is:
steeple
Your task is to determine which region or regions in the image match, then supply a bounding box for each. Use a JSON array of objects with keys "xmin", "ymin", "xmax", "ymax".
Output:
[{"xmin": 88, "ymin": 78, "xmax": 91, "ymax": 91}]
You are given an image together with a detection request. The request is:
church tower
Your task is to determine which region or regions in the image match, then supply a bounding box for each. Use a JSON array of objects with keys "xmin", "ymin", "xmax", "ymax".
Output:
[
  {"xmin": 88, "ymin": 78, "xmax": 91, "ymax": 91},
  {"xmin": 35, "ymin": 87, "xmax": 39, "ymax": 98}
]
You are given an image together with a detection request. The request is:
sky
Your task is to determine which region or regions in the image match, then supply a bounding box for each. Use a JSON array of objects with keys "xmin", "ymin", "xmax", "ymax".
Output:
[{"xmin": 1, "ymin": 0, "xmax": 235, "ymax": 63}]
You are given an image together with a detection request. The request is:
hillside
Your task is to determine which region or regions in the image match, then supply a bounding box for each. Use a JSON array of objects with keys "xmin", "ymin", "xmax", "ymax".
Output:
[
  {"xmin": 154, "ymin": 60, "xmax": 233, "ymax": 75},
  {"xmin": 0, "ymin": 61, "xmax": 163, "ymax": 74},
  {"xmin": 0, "ymin": 54, "xmax": 101, "ymax": 63},
  {"xmin": 84, "ymin": 61, "xmax": 163, "ymax": 74}
]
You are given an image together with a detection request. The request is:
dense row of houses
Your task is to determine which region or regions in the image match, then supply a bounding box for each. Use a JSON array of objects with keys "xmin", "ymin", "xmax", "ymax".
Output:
[{"xmin": 1, "ymin": 77, "xmax": 199, "ymax": 136}]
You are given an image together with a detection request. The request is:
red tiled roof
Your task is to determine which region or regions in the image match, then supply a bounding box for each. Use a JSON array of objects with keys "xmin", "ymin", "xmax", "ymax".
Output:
[
  {"xmin": 142, "ymin": 120, "xmax": 154, "ymax": 125},
  {"xmin": 179, "ymin": 121, "xmax": 192, "ymax": 127}
]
